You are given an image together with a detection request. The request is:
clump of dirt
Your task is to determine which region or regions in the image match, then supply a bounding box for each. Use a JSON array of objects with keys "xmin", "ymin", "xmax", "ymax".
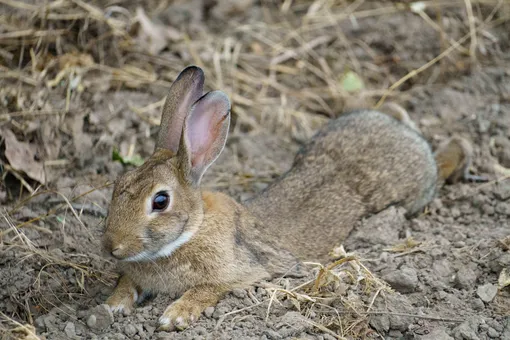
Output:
[{"xmin": 1, "ymin": 1, "xmax": 510, "ymax": 339}]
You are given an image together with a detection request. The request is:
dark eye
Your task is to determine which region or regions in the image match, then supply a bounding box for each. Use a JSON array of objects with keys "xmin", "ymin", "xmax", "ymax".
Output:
[{"xmin": 152, "ymin": 192, "xmax": 170, "ymax": 212}]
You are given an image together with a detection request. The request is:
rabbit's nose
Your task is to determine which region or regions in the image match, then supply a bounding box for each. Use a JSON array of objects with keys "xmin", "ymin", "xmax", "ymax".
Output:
[{"xmin": 111, "ymin": 246, "xmax": 124, "ymax": 259}]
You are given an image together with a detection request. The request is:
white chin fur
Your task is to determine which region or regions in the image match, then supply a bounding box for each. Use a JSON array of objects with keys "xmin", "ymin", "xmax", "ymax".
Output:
[{"xmin": 123, "ymin": 231, "xmax": 194, "ymax": 262}]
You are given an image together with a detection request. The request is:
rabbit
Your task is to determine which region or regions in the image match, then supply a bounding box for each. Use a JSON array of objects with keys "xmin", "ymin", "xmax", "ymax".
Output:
[{"xmin": 102, "ymin": 65, "xmax": 483, "ymax": 331}]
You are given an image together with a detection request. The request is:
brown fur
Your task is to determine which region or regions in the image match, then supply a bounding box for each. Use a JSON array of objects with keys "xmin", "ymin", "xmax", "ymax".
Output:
[{"xmin": 102, "ymin": 67, "xmax": 478, "ymax": 331}]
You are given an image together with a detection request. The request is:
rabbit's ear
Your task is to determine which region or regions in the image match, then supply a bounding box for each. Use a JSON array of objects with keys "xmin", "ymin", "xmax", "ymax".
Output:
[
  {"xmin": 178, "ymin": 91, "xmax": 231, "ymax": 185},
  {"xmin": 156, "ymin": 66, "xmax": 205, "ymax": 155}
]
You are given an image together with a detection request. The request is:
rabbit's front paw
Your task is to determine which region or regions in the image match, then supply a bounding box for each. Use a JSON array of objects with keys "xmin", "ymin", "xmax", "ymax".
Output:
[
  {"xmin": 158, "ymin": 298, "xmax": 203, "ymax": 331},
  {"xmin": 157, "ymin": 285, "xmax": 225, "ymax": 331},
  {"xmin": 106, "ymin": 296, "xmax": 134, "ymax": 314},
  {"xmin": 105, "ymin": 275, "xmax": 138, "ymax": 314}
]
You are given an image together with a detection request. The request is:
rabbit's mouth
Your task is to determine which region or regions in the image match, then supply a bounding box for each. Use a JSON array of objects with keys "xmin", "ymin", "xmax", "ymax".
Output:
[{"xmin": 122, "ymin": 230, "xmax": 195, "ymax": 262}]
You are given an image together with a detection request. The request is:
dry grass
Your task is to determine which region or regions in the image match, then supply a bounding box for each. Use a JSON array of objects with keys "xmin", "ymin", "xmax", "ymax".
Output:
[
  {"xmin": 0, "ymin": 0, "xmax": 509, "ymax": 338},
  {"xmin": 1, "ymin": 0, "xmax": 507, "ymax": 137}
]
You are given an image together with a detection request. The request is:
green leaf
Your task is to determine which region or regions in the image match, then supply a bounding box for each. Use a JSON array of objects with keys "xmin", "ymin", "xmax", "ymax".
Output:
[
  {"xmin": 112, "ymin": 149, "xmax": 145, "ymax": 166},
  {"xmin": 341, "ymin": 71, "xmax": 364, "ymax": 93}
]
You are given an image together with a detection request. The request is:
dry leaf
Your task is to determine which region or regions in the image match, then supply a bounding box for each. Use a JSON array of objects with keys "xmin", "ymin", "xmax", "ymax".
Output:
[
  {"xmin": 385, "ymin": 237, "xmax": 422, "ymax": 253},
  {"xmin": 58, "ymin": 52, "xmax": 94, "ymax": 70},
  {"xmin": 135, "ymin": 7, "xmax": 182, "ymax": 55},
  {"xmin": 2, "ymin": 129, "xmax": 46, "ymax": 184}
]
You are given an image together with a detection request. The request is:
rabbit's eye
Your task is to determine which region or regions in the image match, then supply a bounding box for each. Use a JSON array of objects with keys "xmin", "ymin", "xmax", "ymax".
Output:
[{"xmin": 152, "ymin": 192, "xmax": 170, "ymax": 212}]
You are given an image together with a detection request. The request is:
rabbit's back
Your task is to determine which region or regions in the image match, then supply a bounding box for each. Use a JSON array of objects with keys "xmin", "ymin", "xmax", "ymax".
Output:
[{"xmin": 246, "ymin": 110, "xmax": 437, "ymax": 261}]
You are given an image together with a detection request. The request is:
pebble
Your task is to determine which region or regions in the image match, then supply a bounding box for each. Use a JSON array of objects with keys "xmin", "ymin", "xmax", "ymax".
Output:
[
  {"xmin": 498, "ymin": 253, "xmax": 510, "ymax": 267},
  {"xmin": 488, "ymin": 319, "xmax": 503, "ymax": 332},
  {"xmin": 482, "ymin": 204, "xmax": 495, "ymax": 215},
  {"xmin": 455, "ymin": 267, "xmax": 477, "ymax": 290},
  {"xmin": 213, "ymin": 305, "xmax": 229, "ymax": 319},
  {"xmin": 86, "ymin": 304, "xmax": 114, "ymax": 330},
  {"xmin": 145, "ymin": 325, "xmax": 156, "ymax": 336},
  {"xmin": 135, "ymin": 324, "xmax": 145, "ymax": 336},
  {"xmin": 322, "ymin": 334, "xmax": 336, "ymax": 340},
  {"xmin": 495, "ymin": 202, "xmax": 510, "ymax": 216},
  {"xmin": 87, "ymin": 315, "xmax": 97, "ymax": 328},
  {"xmin": 156, "ymin": 332, "xmax": 171, "ymax": 340},
  {"xmin": 495, "ymin": 183, "xmax": 510, "ymax": 200},
  {"xmin": 453, "ymin": 241, "xmax": 466, "ymax": 248},
  {"xmin": 256, "ymin": 287, "xmax": 267, "ymax": 296},
  {"xmin": 417, "ymin": 328, "xmax": 454, "ymax": 340},
  {"xmin": 35, "ymin": 316, "xmax": 45, "ymax": 329},
  {"xmin": 276, "ymin": 312, "xmax": 311, "ymax": 337},
  {"xmin": 232, "ymin": 288, "xmax": 247, "ymax": 298},
  {"xmin": 476, "ymin": 283, "xmax": 498, "ymax": 302},
  {"xmin": 369, "ymin": 314, "xmax": 390, "ymax": 333},
  {"xmin": 42, "ymin": 314, "xmax": 56, "ymax": 330},
  {"xmin": 124, "ymin": 324, "xmax": 137, "ymax": 336},
  {"xmin": 472, "ymin": 297, "xmax": 485, "ymax": 311},
  {"xmin": 195, "ymin": 326, "xmax": 207, "ymax": 336},
  {"xmin": 382, "ymin": 267, "xmax": 418, "ymax": 293},
  {"xmin": 451, "ymin": 207, "xmax": 461, "ymax": 218},
  {"xmin": 488, "ymin": 327, "xmax": 500, "ymax": 338},
  {"xmin": 64, "ymin": 322, "xmax": 76, "ymax": 338},
  {"xmin": 454, "ymin": 320, "xmax": 481, "ymax": 340},
  {"xmin": 204, "ymin": 306, "xmax": 215, "ymax": 318}
]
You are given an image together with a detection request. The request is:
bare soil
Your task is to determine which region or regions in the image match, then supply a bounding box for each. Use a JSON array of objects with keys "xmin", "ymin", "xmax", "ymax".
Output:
[{"xmin": 1, "ymin": 1, "xmax": 510, "ymax": 339}]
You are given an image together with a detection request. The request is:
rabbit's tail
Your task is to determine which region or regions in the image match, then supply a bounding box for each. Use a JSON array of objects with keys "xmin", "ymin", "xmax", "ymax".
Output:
[
  {"xmin": 377, "ymin": 102, "xmax": 487, "ymax": 185},
  {"xmin": 433, "ymin": 136, "xmax": 487, "ymax": 184}
]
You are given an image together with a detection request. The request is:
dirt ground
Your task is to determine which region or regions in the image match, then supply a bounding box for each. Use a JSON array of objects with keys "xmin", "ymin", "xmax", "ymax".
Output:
[{"xmin": 1, "ymin": 1, "xmax": 510, "ymax": 339}]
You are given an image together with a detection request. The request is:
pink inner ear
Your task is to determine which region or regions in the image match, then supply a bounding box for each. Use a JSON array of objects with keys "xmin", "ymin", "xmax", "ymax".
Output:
[
  {"xmin": 185, "ymin": 91, "xmax": 230, "ymax": 167},
  {"xmin": 188, "ymin": 110, "xmax": 216, "ymax": 157}
]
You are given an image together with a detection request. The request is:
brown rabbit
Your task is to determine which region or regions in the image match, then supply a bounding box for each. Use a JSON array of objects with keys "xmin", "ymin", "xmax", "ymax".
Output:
[{"xmin": 102, "ymin": 66, "xmax": 481, "ymax": 331}]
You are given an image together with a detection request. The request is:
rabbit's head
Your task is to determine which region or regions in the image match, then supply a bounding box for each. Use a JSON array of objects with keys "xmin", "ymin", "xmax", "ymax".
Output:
[{"xmin": 103, "ymin": 66, "xmax": 230, "ymax": 262}]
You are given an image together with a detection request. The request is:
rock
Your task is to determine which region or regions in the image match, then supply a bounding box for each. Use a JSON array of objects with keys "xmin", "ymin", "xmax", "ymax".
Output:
[
  {"xmin": 195, "ymin": 326, "xmax": 207, "ymax": 336},
  {"xmin": 471, "ymin": 298, "xmax": 485, "ymax": 311},
  {"xmin": 86, "ymin": 304, "xmax": 114, "ymax": 331},
  {"xmin": 389, "ymin": 313, "xmax": 411, "ymax": 331},
  {"xmin": 35, "ymin": 316, "xmax": 45, "ymax": 329},
  {"xmin": 369, "ymin": 314, "xmax": 390, "ymax": 333},
  {"xmin": 383, "ymin": 267, "xmax": 418, "ymax": 293},
  {"xmin": 322, "ymin": 335, "xmax": 336, "ymax": 340},
  {"xmin": 476, "ymin": 283, "xmax": 498, "ymax": 302},
  {"xmin": 276, "ymin": 312, "xmax": 311, "ymax": 337},
  {"xmin": 156, "ymin": 331, "xmax": 171, "ymax": 339},
  {"xmin": 417, "ymin": 328, "xmax": 454, "ymax": 340},
  {"xmin": 501, "ymin": 317, "xmax": 510, "ymax": 339},
  {"xmin": 145, "ymin": 324, "xmax": 156, "ymax": 336},
  {"xmin": 453, "ymin": 318, "xmax": 482, "ymax": 340},
  {"xmin": 43, "ymin": 314, "xmax": 57, "ymax": 331},
  {"xmin": 64, "ymin": 322, "xmax": 76, "ymax": 338},
  {"xmin": 433, "ymin": 259, "xmax": 453, "ymax": 278},
  {"xmin": 232, "ymin": 288, "xmax": 247, "ymax": 298},
  {"xmin": 495, "ymin": 183, "xmax": 510, "ymax": 200},
  {"xmin": 124, "ymin": 324, "xmax": 137, "ymax": 336},
  {"xmin": 455, "ymin": 267, "xmax": 477, "ymax": 290},
  {"xmin": 204, "ymin": 306, "xmax": 215, "ymax": 318},
  {"xmin": 495, "ymin": 202, "xmax": 510, "ymax": 216},
  {"xmin": 213, "ymin": 305, "xmax": 229, "ymax": 319},
  {"xmin": 498, "ymin": 253, "xmax": 510, "ymax": 267},
  {"xmin": 488, "ymin": 327, "xmax": 500, "ymax": 338},
  {"xmin": 264, "ymin": 329, "xmax": 283, "ymax": 339},
  {"xmin": 86, "ymin": 315, "xmax": 96, "ymax": 328}
]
